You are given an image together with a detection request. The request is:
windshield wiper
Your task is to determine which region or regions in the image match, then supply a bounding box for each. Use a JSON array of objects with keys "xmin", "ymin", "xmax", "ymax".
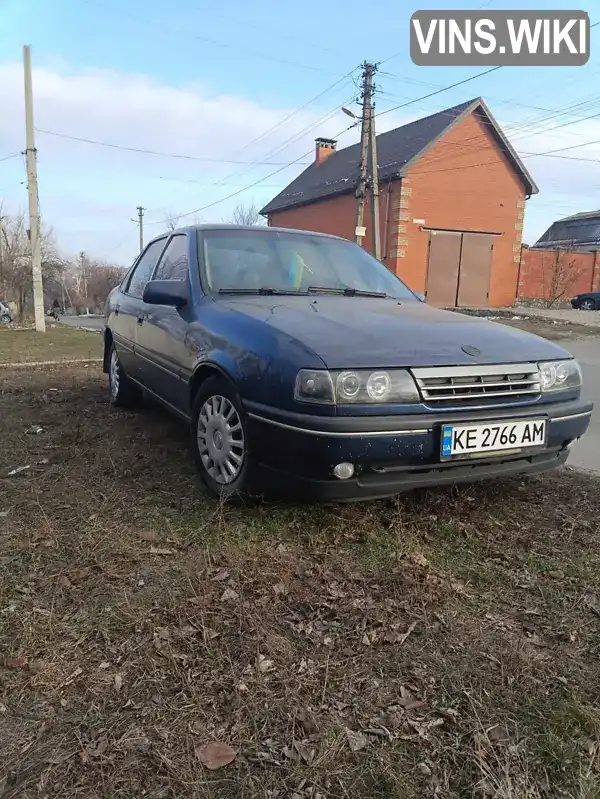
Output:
[
  {"xmin": 218, "ymin": 287, "xmax": 306, "ymax": 296},
  {"xmin": 307, "ymin": 286, "xmax": 389, "ymax": 298}
]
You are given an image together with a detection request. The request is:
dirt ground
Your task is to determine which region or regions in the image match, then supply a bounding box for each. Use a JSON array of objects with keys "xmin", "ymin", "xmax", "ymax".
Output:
[
  {"xmin": 452, "ymin": 308, "xmax": 600, "ymax": 342},
  {"xmin": 1, "ymin": 364, "xmax": 599, "ymax": 798}
]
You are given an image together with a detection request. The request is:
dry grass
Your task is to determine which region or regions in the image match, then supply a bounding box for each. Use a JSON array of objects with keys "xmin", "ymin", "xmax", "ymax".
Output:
[
  {"xmin": 0, "ymin": 326, "xmax": 101, "ymax": 364},
  {"xmin": 1, "ymin": 364, "xmax": 599, "ymax": 798}
]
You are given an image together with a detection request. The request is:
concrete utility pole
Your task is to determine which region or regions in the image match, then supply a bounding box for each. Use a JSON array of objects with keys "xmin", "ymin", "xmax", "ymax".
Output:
[
  {"xmin": 136, "ymin": 206, "xmax": 145, "ymax": 253},
  {"xmin": 0, "ymin": 215, "xmax": 4, "ymax": 297},
  {"xmin": 354, "ymin": 62, "xmax": 375, "ymax": 249},
  {"xmin": 23, "ymin": 45, "xmax": 45, "ymax": 332},
  {"xmin": 79, "ymin": 251, "xmax": 88, "ymax": 313},
  {"xmin": 368, "ymin": 87, "xmax": 381, "ymax": 261}
]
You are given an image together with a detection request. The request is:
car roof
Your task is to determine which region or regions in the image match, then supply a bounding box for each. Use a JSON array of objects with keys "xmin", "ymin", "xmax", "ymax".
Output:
[{"xmin": 149, "ymin": 224, "xmax": 348, "ymax": 244}]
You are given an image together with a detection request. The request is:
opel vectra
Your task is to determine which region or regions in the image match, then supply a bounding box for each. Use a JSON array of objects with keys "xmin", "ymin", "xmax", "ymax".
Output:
[{"xmin": 103, "ymin": 225, "xmax": 592, "ymax": 500}]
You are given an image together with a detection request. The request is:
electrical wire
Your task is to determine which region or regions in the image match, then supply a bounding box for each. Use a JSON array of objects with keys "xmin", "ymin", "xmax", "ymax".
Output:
[
  {"xmin": 374, "ymin": 66, "xmax": 502, "ymax": 119},
  {"xmin": 81, "ymin": 0, "xmax": 345, "ymax": 77},
  {"xmin": 0, "ymin": 153, "xmax": 21, "ymax": 164},
  {"xmin": 33, "ymin": 130, "xmax": 312, "ymax": 166},
  {"xmin": 146, "ymin": 121, "xmax": 359, "ymax": 225}
]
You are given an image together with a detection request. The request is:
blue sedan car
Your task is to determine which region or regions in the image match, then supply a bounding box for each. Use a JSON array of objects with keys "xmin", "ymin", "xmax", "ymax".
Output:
[{"xmin": 103, "ymin": 225, "xmax": 592, "ymax": 501}]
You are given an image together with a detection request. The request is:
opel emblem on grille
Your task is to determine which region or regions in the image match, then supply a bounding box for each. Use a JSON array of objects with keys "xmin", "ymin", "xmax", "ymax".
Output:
[{"xmin": 461, "ymin": 344, "xmax": 481, "ymax": 357}]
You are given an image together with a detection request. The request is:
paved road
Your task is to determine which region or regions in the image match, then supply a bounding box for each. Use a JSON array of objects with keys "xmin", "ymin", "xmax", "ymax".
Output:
[
  {"xmin": 559, "ymin": 338, "xmax": 600, "ymax": 473},
  {"xmin": 58, "ymin": 315, "xmax": 105, "ymax": 331}
]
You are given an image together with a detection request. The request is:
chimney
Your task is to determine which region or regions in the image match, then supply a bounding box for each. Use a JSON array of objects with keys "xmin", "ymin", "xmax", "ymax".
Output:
[{"xmin": 315, "ymin": 137, "xmax": 337, "ymax": 164}]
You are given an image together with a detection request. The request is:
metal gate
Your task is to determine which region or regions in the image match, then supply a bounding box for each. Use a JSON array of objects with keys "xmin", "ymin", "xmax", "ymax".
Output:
[{"xmin": 425, "ymin": 230, "xmax": 494, "ymax": 307}]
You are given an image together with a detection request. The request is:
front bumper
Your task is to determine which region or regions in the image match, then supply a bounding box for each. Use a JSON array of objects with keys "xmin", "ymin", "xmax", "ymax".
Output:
[{"xmin": 245, "ymin": 398, "xmax": 593, "ymax": 501}]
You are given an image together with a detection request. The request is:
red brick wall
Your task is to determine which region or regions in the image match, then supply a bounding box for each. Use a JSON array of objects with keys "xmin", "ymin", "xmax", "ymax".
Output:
[
  {"xmin": 518, "ymin": 247, "xmax": 600, "ymax": 301},
  {"xmin": 395, "ymin": 111, "xmax": 527, "ymax": 306},
  {"xmin": 267, "ymin": 109, "xmax": 531, "ymax": 306}
]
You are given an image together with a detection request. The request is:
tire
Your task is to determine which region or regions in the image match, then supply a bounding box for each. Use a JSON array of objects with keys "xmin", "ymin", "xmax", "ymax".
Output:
[
  {"xmin": 0, "ymin": 314, "xmax": 11, "ymax": 324},
  {"xmin": 191, "ymin": 376, "xmax": 250, "ymax": 499},
  {"xmin": 580, "ymin": 299, "xmax": 596, "ymax": 311},
  {"xmin": 108, "ymin": 343, "xmax": 141, "ymax": 408}
]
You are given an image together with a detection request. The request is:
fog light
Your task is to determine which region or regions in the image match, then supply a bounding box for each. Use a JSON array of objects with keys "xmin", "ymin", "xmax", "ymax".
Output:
[{"xmin": 333, "ymin": 462, "xmax": 355, "ymax": 480}]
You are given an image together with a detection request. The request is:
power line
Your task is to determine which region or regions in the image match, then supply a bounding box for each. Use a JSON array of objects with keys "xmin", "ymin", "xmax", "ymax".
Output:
[
  {"xmin": 147, "ymin": 122, "xmax": 359, "ymax": 225},
  {"xmin": 33, "ymin": 129, "xmax": 312, "ymax": 166},
  {"xmin": 81, "ymin": 0, "xmax": 344, "ymax": 77},
  {"xmin": 0, "ymin": 152, "xmax": 21, "ymax": 164},
  {"xmin": 375, "ymin": 66, "xmax": 502, "ymax": 119}
]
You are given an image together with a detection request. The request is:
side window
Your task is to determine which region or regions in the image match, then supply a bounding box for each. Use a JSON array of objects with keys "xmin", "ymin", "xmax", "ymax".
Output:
[
  {"xmin": 127, "ymin": 239, "xmax": 167, "ymax": 298},
  {"xmin": 153, "ymin": 235, "xmax": 189, "ymax": 281}
]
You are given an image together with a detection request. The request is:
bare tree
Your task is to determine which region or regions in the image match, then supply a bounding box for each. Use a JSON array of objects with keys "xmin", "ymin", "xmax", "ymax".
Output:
[
  {"xmin": 540, "ymin": 246, "xmax": 584, "ymax": 308},
  {"xmin": 164, "ymin": 211, "xmax": 181, "ymax": 232},
  {"xmin": 227, "ymin": 201, "xmax": 266, "ymax": 226},
  {"xmin": 0, "ymin": 210, "xmax": 65, "ymax": 320}
]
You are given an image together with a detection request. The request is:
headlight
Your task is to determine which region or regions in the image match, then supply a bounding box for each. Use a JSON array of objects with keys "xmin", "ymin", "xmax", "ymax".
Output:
[
  {"xmin": 295, "ymin": 368, "xmax": 419, "ymax": 404},
  {"xmin": 538, "ymin": 359, "xmax": 582, "ymax": 392}
]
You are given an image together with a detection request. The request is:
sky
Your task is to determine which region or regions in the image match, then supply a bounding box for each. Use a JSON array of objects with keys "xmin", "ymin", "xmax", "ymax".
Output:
[{"xmin": 0, "ymin": 0, "xmax": 599, "ymax": 266}]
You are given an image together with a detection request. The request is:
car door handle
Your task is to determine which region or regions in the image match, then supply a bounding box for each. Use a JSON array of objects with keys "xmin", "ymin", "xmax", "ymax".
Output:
[
  {"xmin": 114, "ymin": 305, "xmax": 120, "ymax": 315},
  {"xmin": 137, "ymin": 315, "xmax": 144, "ymax": 325}
]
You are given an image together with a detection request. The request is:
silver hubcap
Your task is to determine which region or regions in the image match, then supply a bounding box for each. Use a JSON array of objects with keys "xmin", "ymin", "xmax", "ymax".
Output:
[
  {"xmin": 110, "ymin": 349, "xmax": 120, "ymax": 399},
  {"xmin": 582, "ymin": 301, "xmax": 593, "ymax": 310},
  {"xmin": 197, "ymin": 395, "xmax": 244, "ymax": 485}
]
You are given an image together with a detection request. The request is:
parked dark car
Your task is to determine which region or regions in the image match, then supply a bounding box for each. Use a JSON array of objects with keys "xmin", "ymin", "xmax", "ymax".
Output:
[
  {"xmin": 103, "ymin": 225, "xmax": 592, "ymax": 501},
  {"xmin": 0, "ymin": 301, "xmax": 12, "ymax": 324},
  {"xmin": 571, "ymin": 291, "xmax": 600, "ymax": 311}
]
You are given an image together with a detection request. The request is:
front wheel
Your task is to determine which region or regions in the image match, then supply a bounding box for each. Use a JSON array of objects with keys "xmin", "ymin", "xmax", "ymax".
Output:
[
  {"xmin": 580, "ymin": 299, "xmax": 596, "ymax": 311},
  {"xmin": 0, "ymin": 314, "xmax": 11, "ymax": 324},
  {"xmin": 191, "ymin": 377, "xmax": 250, "ymax": 499}
]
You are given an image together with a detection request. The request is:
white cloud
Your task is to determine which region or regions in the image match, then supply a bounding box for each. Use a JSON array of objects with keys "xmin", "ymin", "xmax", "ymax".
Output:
[
  {"xmin": 0, "ymin": 60, "xmax": 356, "ymax": 263},
  {"xmin": 0, "ymin": 58, "xmax": 599, "ymax": 260}
]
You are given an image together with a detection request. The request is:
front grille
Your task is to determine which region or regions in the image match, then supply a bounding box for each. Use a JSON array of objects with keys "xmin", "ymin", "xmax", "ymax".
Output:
[{"xmin": 411, "ymin": 363, "xmax": 541, "ymax": 407}]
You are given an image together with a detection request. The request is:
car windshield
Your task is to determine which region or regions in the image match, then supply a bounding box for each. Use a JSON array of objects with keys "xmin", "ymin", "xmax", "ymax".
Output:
[{"xmin": 201, "ymin": 229, "xmax": 418, "ymax": 301}]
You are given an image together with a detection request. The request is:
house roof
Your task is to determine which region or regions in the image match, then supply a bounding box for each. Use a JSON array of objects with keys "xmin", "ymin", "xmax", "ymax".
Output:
[
  {"xmin": 556, "ymin": 209, "xmax": 600, "ymax": 222},
  {"xmin": 260, "ymin": 97, "xmax": 538, "ymax": 216}
]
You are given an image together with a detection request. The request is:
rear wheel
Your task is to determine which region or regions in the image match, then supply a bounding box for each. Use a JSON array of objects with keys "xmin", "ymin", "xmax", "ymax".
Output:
[
  {"xmin": 0, "ymin": 314, "xmax": 11, "ymax": 324},
  {"xmin": 580, "ymin": 298, "xmax": 597, "ymax": 311},
  {"xmin": 191, "ymin": 376, "xmax": 250, "ymax": 499},
  {"xmin": 108, "ymin": 343, "xmax": 141, "ymax": 407}
]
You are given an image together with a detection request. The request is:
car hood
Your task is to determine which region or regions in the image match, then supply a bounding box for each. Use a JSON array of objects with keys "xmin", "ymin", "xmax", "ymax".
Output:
[{"xmin": 219, "ymin": 296, "xmax": 572, "ymax": 368}]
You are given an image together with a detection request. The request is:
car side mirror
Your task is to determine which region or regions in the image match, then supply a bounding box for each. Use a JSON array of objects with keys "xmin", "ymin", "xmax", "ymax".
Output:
[{"xmin": 143, "ymin": 280, "xmax": 188, "ymax": 308}]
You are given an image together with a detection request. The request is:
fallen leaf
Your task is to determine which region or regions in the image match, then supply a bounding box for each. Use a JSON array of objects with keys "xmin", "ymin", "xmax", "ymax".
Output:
[
  {"xmin": 344, "ymin": 727, "xmax": 368, "ymax": 752},
  {"xmin": 58, "ymin": 575, "xmax": 72, "ymax": 588},
  {"xmin": 2, "ymin": 657, "xmax": 28, "ymax": 669},
  {"xmin": 257, "ymin": 653, "xmax": 275, "ymax": 673},
  {"xmin": 139, "ymin": 531, "xmax": 159, "ymax": 542},
  {"xmin": 0, "ymin": 511, "xmax": 9, "ymax": 518},
  {"xmin": 273, "ymin": 582, "xmax": 289, "ymax": 596},
  {"xmin": 195, "ymin": 741, "xmax": 237, "ymax": 770},
  {"xmin": 212, "ymin": 568, "xmax": 230, "ymax": 582},
  {"xmin": 417, "ymin": 762, "xmax": 432, "ymax": 777},
  {"xmin": 114, "ymin": 673, "xmax": 123, "ymax": 692},
  {"xmin": 150, "ymin": 546, "xmax": 175, "ymax": 556},
  {"xmin": 221, "ymin": 587, "xmax": 239, "ymax": 602}
]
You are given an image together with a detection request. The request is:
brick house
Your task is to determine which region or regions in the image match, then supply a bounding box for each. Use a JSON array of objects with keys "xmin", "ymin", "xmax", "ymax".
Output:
[{"xmin": 260, "ymin": 98, "xmax": 538, "ymax": 308}]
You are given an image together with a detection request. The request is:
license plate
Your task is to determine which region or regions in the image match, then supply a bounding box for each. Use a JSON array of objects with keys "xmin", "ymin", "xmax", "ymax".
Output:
[{"xmin": 441, "ymin": 419, "xmax": 547, "ymax": 459}]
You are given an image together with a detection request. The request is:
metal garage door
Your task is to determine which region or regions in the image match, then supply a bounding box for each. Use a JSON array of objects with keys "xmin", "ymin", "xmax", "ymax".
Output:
[
  {"xmin": 456, "ymin": 233, "xmax": 493, "ymax": 307},
  {"xmin": 425, "ymin": 231, "xmax": 461, "ymax": 306},
  {"xmin": 425, "ymin": 230, "xmax": 494, "ymax": 307}
]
